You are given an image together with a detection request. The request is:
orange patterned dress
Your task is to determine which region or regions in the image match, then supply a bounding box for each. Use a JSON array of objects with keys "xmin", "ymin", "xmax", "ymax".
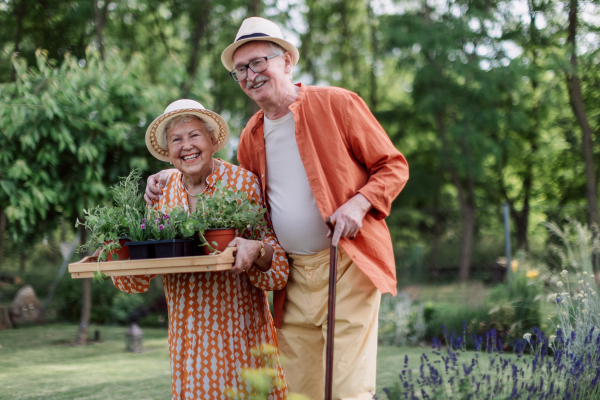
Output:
[{"xmin": 112, "ymin": 161, "xmax": 289, "ymax": 400}]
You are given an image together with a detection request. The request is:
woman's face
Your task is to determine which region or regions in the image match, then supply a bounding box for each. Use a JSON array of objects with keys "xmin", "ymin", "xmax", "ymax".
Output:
[{"xmin": 166, "ymin": 118, "xmax": 214, "ymax": 180}]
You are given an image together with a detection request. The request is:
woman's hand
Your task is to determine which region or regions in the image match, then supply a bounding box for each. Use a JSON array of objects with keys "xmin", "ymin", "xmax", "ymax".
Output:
[
  {"xmin": 227, "ymin": 238, "xmax": 273, "ymax": 276},
  {"xmin": 144, "ymin": 169, "xmax": 178, "ymax": 205}
]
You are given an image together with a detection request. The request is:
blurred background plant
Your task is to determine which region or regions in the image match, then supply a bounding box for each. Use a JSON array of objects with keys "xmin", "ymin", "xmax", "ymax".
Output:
[{"xmin": 224, "ymin": 344, "xmax": 310, "ymax": 400}]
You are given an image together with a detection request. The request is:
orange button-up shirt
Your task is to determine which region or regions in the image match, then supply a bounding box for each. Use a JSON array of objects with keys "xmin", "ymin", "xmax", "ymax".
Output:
[{"xmin": 237, "ymin": 83, "xmax": 409, "ymax": 328}]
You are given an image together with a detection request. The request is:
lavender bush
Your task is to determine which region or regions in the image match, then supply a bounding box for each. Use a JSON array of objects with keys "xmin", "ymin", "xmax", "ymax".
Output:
[
  {"xmin": 382, "ymin": 321, "xmax": 600, "ymax": 399},
  {"xmin": 382, "ymin": 220, "xmax": 600, "ymax": 400}
]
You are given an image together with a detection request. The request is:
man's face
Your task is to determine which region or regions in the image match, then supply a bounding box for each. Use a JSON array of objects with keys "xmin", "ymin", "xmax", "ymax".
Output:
[{"xmin": 232, "ymin": 41, "xmax": 292, "ymax": 105}]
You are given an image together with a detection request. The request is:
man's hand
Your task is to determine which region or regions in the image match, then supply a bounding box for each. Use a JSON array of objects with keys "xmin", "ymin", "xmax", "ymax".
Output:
[
  {"xmin": 144, "ymin": 169, "xmax": 177, "ymax": 205},
  {"xmin": 227, "ymin": 238, "xmax": 271, "ymax": 276},
  {"xmin": 327, "ymin": 193, "xmax": 372, "ymax": 247}
]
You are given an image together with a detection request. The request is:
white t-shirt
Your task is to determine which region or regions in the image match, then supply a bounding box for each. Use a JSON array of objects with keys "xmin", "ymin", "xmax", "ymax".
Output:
[{"xmin": 263, "ymin": 112, "xmax": 330, "ymax": 255}]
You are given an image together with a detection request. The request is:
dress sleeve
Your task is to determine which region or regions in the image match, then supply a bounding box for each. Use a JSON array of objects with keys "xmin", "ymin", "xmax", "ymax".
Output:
[
  {"xmin": 242, "ymin": 174, "xmax": 289, "ymax": 291},
  {"xmin": 112, "ymin": 275, "xmax": 157, "ymax": 293}
]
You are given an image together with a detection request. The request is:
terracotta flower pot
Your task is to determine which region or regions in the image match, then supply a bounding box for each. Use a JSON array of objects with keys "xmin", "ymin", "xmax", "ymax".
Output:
[
  {"xmin": 106, "ymin": 238, "xmax": 131, "ymax": 261},
  {"xmin": 203, "ymin": 228, "xmax": 236, "ymax": 254}
]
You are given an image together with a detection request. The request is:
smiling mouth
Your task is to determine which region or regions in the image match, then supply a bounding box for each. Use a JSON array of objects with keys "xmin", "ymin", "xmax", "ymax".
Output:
[
  {"xmin": 250, "ymin": 81, "xmax": 266, "ymax": 90},
  {"xmin": 181, "ymin": 153, "xmax": 200, "ymax": 162}
]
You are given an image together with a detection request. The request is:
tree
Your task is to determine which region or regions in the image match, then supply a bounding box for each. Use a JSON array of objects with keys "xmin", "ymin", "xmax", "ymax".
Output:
[{"xmin": 0, "ymin": 49, "xmax": 179, "ymax": 342}]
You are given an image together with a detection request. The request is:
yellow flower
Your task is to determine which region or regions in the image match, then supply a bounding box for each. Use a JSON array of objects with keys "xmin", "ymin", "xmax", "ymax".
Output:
[
  {"xmin": 526, "ymin": 270, "xmax": 539, "ymax": 279},
  {"xmin": 511, "ymin": 260, "xmax": 519, "ymax": 272}
]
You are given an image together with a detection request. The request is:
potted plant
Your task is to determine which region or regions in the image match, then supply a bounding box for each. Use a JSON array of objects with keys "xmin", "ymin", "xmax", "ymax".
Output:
[
  {"xmin": 191, "ymin": 181, "xmax": 267, "ymax": 253},
  {"xmin": 150, "ymin": 207, "xmax": 197, "ymax": 258},
  {"xmin": 76, "ymin": 205, "xmax": 128, "ymax": 282},
  {"xmin": 123, "ymin": 215, "xmax": 155, "ymax": 260},
  {"xmin": 109, "ymin": 169, "xmax": 155, "ymax": 260}
]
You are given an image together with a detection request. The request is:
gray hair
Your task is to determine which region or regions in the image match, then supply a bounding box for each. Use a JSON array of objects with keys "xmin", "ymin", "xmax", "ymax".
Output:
[
  {"xmin": 265, "ymin": 42, "xmax": 293, "ymax": 81},
  {"xmin": 164, "ymin": 114, "xmax": 215, "ymax": 143},
  {"xmin": 265, "ymin": 42, "xmax": 286, "ymax": 57}
]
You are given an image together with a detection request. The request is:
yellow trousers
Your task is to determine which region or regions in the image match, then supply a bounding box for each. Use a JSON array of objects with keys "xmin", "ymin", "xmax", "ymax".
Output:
[{"xmin": 277, "ymin": 248, "xmax": 381, "ymax": 400}]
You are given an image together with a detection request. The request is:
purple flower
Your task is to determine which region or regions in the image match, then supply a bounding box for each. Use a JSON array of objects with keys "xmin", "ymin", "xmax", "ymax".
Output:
[
  {"xmin": 159, "ymin": 224, "xmax": 164, "ymax": 231},
  {"xmin": 140, "ymin": 224, "xmax": 146, "ymax": 229},
  {"xmin": 163, "ymin": 214, "xmax": 170, "ymax": 220},
  {"xmin": 154, "ymin": 218, "xmax": 159, "ymax": 223},
  {"xmin": 142, "ymin": 218, "xmax": 147, "ymax": 223}
]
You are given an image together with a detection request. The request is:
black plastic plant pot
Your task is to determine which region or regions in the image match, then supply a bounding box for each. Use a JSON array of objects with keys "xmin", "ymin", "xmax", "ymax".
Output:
[
  {"xmin": 155, "ymin": 239, "xmax": 194, "ymax": 259},
  {"xmin": 125, "ymin": 241, "xmax": 156, "ymax": 260}
]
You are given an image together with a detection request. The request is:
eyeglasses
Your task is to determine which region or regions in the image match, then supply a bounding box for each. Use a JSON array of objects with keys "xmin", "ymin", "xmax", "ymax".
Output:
[{"xmin": 230, "ymin": 54, "xmax": 281, "ymax": 82}]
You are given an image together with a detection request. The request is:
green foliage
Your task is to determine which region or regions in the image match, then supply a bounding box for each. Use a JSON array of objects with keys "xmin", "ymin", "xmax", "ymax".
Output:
[
  {"xmin": 0, "ymin": 49, "xmax": 177, "ymax": 247},
  {"xmin": 192, "ymin": 180, "xmax": 266, "ymax": 232},
  {"xmin": 224, "ymin": 344, "xmax": 309, "ymax": 400},
  {"xmin": 487, "ymin": 270, "xmax": 543, "ymax": 340},
  {"xmin": 424, "ymin": 302, "xmax": 492, "ymax": 343},
  {"xmin": 110, "ymin": 292, "xmax": 145, "ymax": 324}
]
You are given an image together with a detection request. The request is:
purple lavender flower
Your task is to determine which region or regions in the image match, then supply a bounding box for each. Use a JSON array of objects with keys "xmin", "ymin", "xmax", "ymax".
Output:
[
  {"xmin": 159, "ymin": 224, "xmax": 164, "ymax": 231},
  {"xmin": 140, "ymin": 224, "xmax": 146, "ymax": 229}
]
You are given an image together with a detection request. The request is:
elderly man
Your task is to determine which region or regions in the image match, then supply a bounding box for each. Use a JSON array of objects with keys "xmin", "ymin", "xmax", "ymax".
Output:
[{"xmin": 146, "ymin": 17, "xmax": 408, "ymax": 400}]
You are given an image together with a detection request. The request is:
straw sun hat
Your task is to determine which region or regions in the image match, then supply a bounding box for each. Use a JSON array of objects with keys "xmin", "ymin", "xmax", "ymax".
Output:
[
  {"xmin": 145, "ymin": 99, "xmax": 230, "ymax": 162},
  {"xmin": 221, "ymin": 17, "xmax": 299, "ymax": 72}
]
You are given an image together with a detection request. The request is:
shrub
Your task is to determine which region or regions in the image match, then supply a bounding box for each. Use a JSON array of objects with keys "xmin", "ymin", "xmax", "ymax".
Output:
[
  {"xmin": 110, "ymin": 292, "xmax": 145, "ymax": 324},
  {"xmin": 379, "ymin": 293, "xmax": 427, "ymax": 346},
  {"xmin": 224, "ymin": 344, "xmax": 309, "ymax": 400},
  {"xmin": 424, "ymin": 302, "xmax": 491, "ymax": 344},
  {"xmin": 485, "ymin": 269, "xmax": 542, "ymax": 341}
]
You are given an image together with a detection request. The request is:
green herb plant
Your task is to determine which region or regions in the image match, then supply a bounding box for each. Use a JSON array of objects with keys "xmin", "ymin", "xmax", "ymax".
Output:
[
  {"xmin": 191, "ymin": 180, "xmax": 267, "ymax": 253},
  {"xmin": 148, "ymin": 206, "xmax": 200, "ymax": 240},
  {"xmin": 75, "ymin": 169, "xmax": 148, "ymax": 283}
]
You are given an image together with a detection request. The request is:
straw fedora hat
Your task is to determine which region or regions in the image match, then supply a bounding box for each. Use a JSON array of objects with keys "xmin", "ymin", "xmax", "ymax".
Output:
[
  {"xmin": 145, "ymin": 99, "xmax": 230, "ymax": 162},
  {"xmin": 221, "ymin": 17, "xmax": 299, "ymax": 71}
]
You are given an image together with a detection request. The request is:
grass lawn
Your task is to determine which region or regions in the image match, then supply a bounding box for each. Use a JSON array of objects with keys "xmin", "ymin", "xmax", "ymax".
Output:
[{"xmin": 0, "ymin": 324, "xmax": 511, "ymax": 399}]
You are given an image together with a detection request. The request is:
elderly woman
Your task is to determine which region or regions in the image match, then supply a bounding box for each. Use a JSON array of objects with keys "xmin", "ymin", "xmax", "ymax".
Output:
[{"xmin": 112, "ymin": 99, "xmax": 288, "ymax": 400}]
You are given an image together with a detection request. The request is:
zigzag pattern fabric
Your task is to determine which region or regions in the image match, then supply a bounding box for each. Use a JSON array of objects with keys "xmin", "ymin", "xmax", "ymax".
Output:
[{"xmin": 113, "ymin": 161, "xmax": 288, "ymax": 399}]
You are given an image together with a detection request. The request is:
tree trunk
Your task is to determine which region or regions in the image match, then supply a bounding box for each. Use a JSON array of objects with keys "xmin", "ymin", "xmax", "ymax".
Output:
[
  {"xmin": 186, "ymin": 2, "xmax": 210, "ymax": 82},
  {"xmin": 93, "ymin": 1, "xmax": 110, "ymax": 60},
  {"xmin": 19, "ymin": 250, "xmax": 26, "ymax": 272},
  {"xmin": 566, "ymin": 0, "xmax": 599, "ymax": 229},
  {"xmin": 457, "ymin": 201, "xmax": 475, "ymax": 282},
  {"xmin": 13, "ymin": 0, "xmax": 26, "ymax": 53},
  {"xmin": 12, "ymin": 0, "xmax": 27, "ymax": 80},
  {"xmin": 435, "ymin": 111, "xmax": 475, "ymax": 281},
  {"xmin": 500, "ymin": 159, "xmax": 532, "ymax": 251},
  {"xmin": 76, "ymin": 228, "xmax": 91, "ymax": 345},
  {"xmin": 249, "ymin": 0, "xmax": 261, "ymax": 16},
  {"xmin": 367, "ymin": 0, "xmax": 378, "ymax": 109},
  {"xmin": 0, "ymin": 208, "xmax": 5, "ymax": 272}
]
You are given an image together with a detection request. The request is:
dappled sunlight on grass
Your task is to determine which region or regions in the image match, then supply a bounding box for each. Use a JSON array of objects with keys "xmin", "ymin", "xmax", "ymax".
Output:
[{"xmin": 0, "ymin": 324, "xmax": 171, "ymax": 400}]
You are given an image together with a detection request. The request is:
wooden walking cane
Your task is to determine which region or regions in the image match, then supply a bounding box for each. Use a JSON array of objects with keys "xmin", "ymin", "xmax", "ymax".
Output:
[{"xmin": 325, "ymin": 217, "xmax": 337, "ymax": 400}]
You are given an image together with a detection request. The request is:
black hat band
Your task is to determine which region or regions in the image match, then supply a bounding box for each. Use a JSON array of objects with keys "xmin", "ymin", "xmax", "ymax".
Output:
[{"xmin": 236, "ymin": 33, "xmax": 270, "ymax": 41}]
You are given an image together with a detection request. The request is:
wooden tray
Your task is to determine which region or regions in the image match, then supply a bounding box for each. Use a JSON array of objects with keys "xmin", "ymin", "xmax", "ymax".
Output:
[{"xmin": 68, "ymin": 247, "xmax": 235, "ymax": 279}]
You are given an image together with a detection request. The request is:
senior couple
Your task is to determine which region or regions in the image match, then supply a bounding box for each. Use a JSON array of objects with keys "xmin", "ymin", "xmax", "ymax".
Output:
[{"xmin": 114, "ymin": 17, "xmax": 408, "ymax": 400}]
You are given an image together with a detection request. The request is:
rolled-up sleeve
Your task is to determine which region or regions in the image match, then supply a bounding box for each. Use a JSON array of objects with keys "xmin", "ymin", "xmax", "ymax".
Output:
[
  {"xmin": 346, "ymin": 93, "xmax": 409, "ymax": 220},
  {"xmin": 243, "ymin": 175, "xmax": 289, "ymax": 291}
]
